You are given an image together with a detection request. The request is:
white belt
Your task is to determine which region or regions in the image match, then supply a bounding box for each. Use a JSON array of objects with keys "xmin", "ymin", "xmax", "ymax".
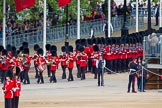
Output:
[{"xmin": 130, "ymin": 69, "xmax": 136, "ymax": 71}]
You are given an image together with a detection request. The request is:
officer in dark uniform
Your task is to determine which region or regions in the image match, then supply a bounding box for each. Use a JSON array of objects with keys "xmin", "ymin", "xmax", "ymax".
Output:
[{"xmin": 127, "ymin": 56, "xmax": 138, "ymax": 93}]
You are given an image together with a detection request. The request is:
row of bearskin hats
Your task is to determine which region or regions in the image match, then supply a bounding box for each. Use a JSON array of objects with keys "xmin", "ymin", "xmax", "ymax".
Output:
[
  {"xmin": 75, "ymin": 28, "xmax": 162, "ymax": 47},
  {"xmin": 0, "ymin": 41, "xmax": 30, "ymax": 79}
]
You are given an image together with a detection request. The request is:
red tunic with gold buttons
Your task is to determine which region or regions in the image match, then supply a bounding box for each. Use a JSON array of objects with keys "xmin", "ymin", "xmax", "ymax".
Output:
[
  {"xmin": 23, "ymin": 55, "xmax": 31, "ymax": 71},
  {"xmin": 91, "ymin": 52, "xmax": 100, "ymax": 66},
  {"xmin": 50, "ymin": 56, "xmax": 60, "ymax": 71},
  {"xmin": 12, "ymin": 78, "xmax": 21, "ymax": 97},
  {"xmin": 2, "ymin": 80, "xmax": 14, "ymax": 98},
  {"xmin": 67, "ymin": 53, "xmax": 75, "ymax": 69},
  {"xmin": 60, "ymin": 53, "xmax": 68, "ymax": 66},
  {"xmin": 80, "ymin": 53, "xmax": 88, "ymax": 67}
]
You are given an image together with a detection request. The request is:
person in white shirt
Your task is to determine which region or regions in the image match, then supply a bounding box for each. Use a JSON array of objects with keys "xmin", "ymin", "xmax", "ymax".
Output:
[
  {"xmin": 103, "ymin": 22, "xmax": 113, "ymax": 38},
  {"xmin": 96, "ymin": 53, "xmax": 106, "ymax": 86}
]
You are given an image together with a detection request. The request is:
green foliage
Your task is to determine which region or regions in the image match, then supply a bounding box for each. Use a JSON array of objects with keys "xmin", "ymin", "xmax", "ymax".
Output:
[{"xmin": 0, "ymin": 0, "xmax": 103, "ymax": 23}]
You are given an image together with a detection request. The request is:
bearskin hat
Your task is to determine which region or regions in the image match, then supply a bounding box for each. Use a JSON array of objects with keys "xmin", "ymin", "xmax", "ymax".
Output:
[
  {"xmin": 76, "ymin": 44, "xmax": 81, "ymax": 51},
  {"xmin": 6, "ymin": 70, "xmax": 13, "ymax": 79},
  {"xmin": 68, "ymin": 45, "xmax": 73, "ymax": 52},
  {"xmin": 45, "ymin": 44, "xmax": 51, "ymax": 51},
  {"xmin": 23, "ymin": 48, "xmax": 29, "ymax": 54},
  {"xmin": 61, "ymin": 46, "xmax": 66, "ymax": 52},
  {"xmin": 6, "ymin": 44, "xmax": 12, "ymax": 51},
  {"xmin": 37, "ymin": 48, "xmax": 44, "ymax": 56},
  {"xmin": 22, "ymin": 42, "xmax": 28, "ymax": 48},
  {"xmin": 81, "ymin": 39, "xmax": 87, "ymax": 46},
  {"xmin": 93, "ymin": 45, "xmax": 99, "ymax": 52},
  {"xmin": 0, "ymin": 45, "xmax": 4, "ymax": 52},
  {"xmin": 75, "ymin": 39, "xmax": 81, "ymax": 46},
  {"xmin": 79, "ymin": 46, "xmax": 84, "ymax": 52},
  {"xmin": 101, "ymin": 37, "xmax": 105, "ymax": 45},
  {"xmin": 106, "ymin": 38, "xmax": 111, "ymax": 45},
  {"xmin": 51, "ymin": 50, "xmax": 57, "ymax": 56},
  {"xmin": 12, "ymin": 46, "xmax": 17, "ymax": 57},
  {"xmin": 50, "ymin": 45, "xmax": 57, "ymax": 52},
  {"xmin": 15, "ymin": 66, "xmax": 20, "ymax": 76},
  {"xmin": 97, "ymin": 37, "xmax": 102, "ymax": 44},
  {"xmin": 34, "ymin": 44, "xmax": 40, "ymax": 51},
  {"xmin": 2, "ymin": 49, "xmax": 8, "ymax": 56},
  {"xmin": 87, "ymin": 39, "xmax": 92, "ymax": 45},
  {"xmin": 19, "ymin": 46, "xmax": 24, "ymax": 52}
]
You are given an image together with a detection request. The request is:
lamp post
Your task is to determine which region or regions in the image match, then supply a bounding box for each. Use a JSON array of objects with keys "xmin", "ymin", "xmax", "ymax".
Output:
[{"xmin": 121, "ymin": 0, "xmax": 129, "ymax": 36}]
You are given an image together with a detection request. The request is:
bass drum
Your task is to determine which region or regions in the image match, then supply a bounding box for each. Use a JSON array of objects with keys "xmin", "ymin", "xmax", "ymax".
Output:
[{"xmin": 37, "ymin": 65, "xmax": 46, "ymax": 72}]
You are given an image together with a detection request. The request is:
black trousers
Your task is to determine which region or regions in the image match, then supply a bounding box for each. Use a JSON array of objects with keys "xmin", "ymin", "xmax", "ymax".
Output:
[
  {"xmin": 34, "ymin": 65, "xmax": 38, "ymax": 78},
  {"xmin": 68, "ymin": 68, "xmax": 74, "ymax": 81},
  {"xmin": 1, "ymin": 70, "xmax": 7, "ymax": 83},
  {"xmin": 37, "ymin": 72, "xmax": 44, "ymax": 83},
  {"xmin": 155, "ymin": 16, "xmax": 159, "ymax": 25},
  {"xmin": 109, "ymin": 60, "xmax": 114, "ymax": 73},
  {"xmin": 5, "ymin": 98, "xmax": 12, "ymax": 108},
  {"xmin": 128, "ymin": 74, "xmax": 135, "ymax": 92},
  {"xmin": 50, "ymin": 70, "xmax": 57, "ymax": 83},
  {"xmin": 61, "ymin": 65, "xmax": 66, "ymax": 79},
  {"xmin": 121, "ymin": 59, "xmax": 126, "ymax": 72},
  {"xmin": 92, "ymin": 66, "xmax": 97, "ymax": 79},
  {"xmin": 23, "ymin": 70, "xmax": 30, "ymax": 84},
  {"xmin": 114, "ymin": 59, "xmax": 119, "ymax": 73},
  {"xmin": 87, "ymin": 58, "xmax": 92, "ymax": 72},
  {"xmin": 47, "ymin": 65, "xmax": 51, "ymax": 77},
  {"xmin": 0, "ymin": 69, "xmax": 2, "ymax": 81},
  {"xmin": 98, "ymin": 68, "xmax": 104, "ymax": 86},
  {"xmin": 80, "ymin": 67, "xmax": 86, "ymax": 80},
  {"xmin": 12, "ymin": 96, "xmax": 19, "ymax": 108},
  {"xmin": 76, "ymin": 64, "xmax": 81, "ymax": 78}
]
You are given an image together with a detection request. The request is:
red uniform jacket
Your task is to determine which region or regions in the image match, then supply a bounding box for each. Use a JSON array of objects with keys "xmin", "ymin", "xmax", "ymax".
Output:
[
  {"xmin": 91, "ymin": 52, "xmax": 100, "ymax": 66},
  {"xmin": 50, "ymin": 56, "xmax": 60, "ymax": 71},
  {"xmin": 37, "ymin": 56, "xmax": 46, "ymax": 72},
  {"xmin": 60, "ymin": 54, "xmax": 68, "ymax": 66},
  {"xmin": 121, "ymin": 47, "xmax": 127, "ymax": 59},
  {"xmin": 80, "ymin": 53, "xmax": 88, "ymax": 67},
  {"xmin": 13, "ymin": 78, "xmax": 21, "ymax": 97},
  {"xmin": 104, "ymin": 46, "xmax": 112, "ymax": 60},
  {"xmin": 2, "ymin": 80, "xmax": 14, "ymax": 98},
  {"xmin": 67, "ymin": 53, "xmax": 75, "ymax": 69},
  {"xmin": 23, "ymin": 55, "xmax": 31, "ymax": 71},
  {"xmin": 75, "ymin": 51, "xmax": 81, "ymax": 65},
  {"xmin": 33, "ymin": 51, "xmax": 39, "ymax": 66},
  {"xmin": 1, "ymin": 57, "xmax": 9, "ymax": 71}
]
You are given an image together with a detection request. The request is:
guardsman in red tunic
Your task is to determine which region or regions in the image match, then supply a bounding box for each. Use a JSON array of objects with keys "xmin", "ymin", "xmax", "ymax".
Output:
[
  {"xmin": 87, "ymin": 39, "xmax": 93, "ymax": 72},
  {"xmin": 37, "ymin": 48, "xmax": 46, "ymax": 84},
  {"xmin": 22, "ymin": 48, "xmax": 31, "ymax": 84},
  {"xmin": 49, "ymin": 51, "xmax": 59, "ymax": 83},
  {"xmin": 60, "ymin": 46, "xmax": 68, "ymax": 79},
  {"xmin": 67, "ymin": 46, "xmax": 75, "ymax": 81},
  {"xmin": 33, "ymin": 44, "xmax": 40, "ymax": 78},
  {"xmin": 75, "ymin": 45, "xmax": 81, "ymax": 78},
  {"xmin": 120, "ymin": 44, "xmax": 127, "ymax": 72},
  {"xmin": 1, "ymin": 50, "xmax": 9, "ymax": 83},
  {"xmin": 91, "ymin": 45, "xmax": 100, "ymax": 79},
  {"xmin": 114, "ymin": 44, "xmax": 120, "ymax": 73},
  {"xmin": 45, "ymin": 44, "xmax": 51, "ymax": 77},
  {"xmin": 2, "ymin": 72, "xmax": 14, "ymax": 108},
  {"xmin": 12, "ymin": 71, "xmax": 21, "ymax": 108},
  {"xmin": 0, "ymin": 45, "xmax": 4, "ymax": 83},
  {"xmin": 79, "ymin": 46, "xmax": 88, "ymax": 80}
]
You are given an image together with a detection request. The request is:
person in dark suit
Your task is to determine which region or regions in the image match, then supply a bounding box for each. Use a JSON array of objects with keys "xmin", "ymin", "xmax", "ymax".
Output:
[{"xmin": 154, "ymin": 4, "xmax": 159, "ymax": 26}]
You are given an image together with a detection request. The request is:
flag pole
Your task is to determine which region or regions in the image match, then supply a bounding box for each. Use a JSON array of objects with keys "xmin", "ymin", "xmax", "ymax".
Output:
[
  {"xmin": 108, "ymin": 0, "xmax": 111, "ymax": 37},
  {"xmin": 65, "ymin": 5, "xmax": 69, "ymax": 47},
  {"xmin": 160, "ymin": 0, "xmax": 162, "ymax": 27},
  {"xmin": 43, "ymin": 0, "xmax": 47, "ymax": 55},
  {"xmin": 77, "ymin": 0, "xmax": 80, "ymax": 39},
  {"xmin": 136, "ymin": 0, "xmax": 139, "ymax": 32},
  {"xmin": 3, "ymin": 0, "xmax": 6, "ymax": 48}
]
